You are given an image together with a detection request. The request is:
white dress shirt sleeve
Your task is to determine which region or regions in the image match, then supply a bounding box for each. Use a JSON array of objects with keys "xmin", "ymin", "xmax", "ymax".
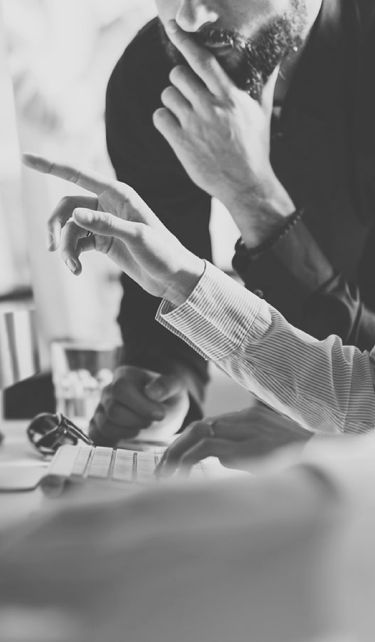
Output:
[{"xmin": 156, "ymin": 262, "xmax": 375, "ymax": 435}]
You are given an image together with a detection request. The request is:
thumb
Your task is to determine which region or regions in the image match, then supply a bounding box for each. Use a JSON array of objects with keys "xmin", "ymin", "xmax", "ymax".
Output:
[
  {"xmin": 73, "ymin": 208, "xmax": 138, "ymax": 241},
  {"xmin": 145, "ymin": 374, "xmax": 185, "ymax": 402}
]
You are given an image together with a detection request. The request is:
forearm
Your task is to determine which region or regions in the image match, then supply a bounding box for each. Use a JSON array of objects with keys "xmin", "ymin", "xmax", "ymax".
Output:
[
  {"xmin": 233, "ymin": 213, "xmax": 337, "ymax": 325},
  {"xmin": 226, "ymin": 173, "xmax": 296, "ymax": 249},
  {"xmin": 239, "ymin": 231, "xmax": 375, "ymax": 350},
  {"xmin": 157, "ymin": 262, "xmax": 375, "ymax": 434}
]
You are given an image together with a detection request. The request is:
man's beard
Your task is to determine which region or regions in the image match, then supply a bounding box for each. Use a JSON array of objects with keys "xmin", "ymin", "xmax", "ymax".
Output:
[{"xmin": 159, "ymin": 0, "xmax": 308, "ymax": 101}]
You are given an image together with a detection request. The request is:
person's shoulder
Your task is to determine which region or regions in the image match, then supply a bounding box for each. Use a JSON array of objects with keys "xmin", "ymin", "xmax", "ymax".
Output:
[{"xmin": 108, "ymin": 17, "xmax": 171, "ymax": 97}]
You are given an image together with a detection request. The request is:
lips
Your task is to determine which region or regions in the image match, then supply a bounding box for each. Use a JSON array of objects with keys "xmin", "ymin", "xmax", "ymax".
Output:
[{"xmin": 203, "ymin": 42, "xmax": 233, "ymax": 55}]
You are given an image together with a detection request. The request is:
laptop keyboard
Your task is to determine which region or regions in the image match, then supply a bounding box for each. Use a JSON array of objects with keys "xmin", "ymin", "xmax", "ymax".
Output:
[{"xmin": 41, "ymin": 444, "xmax": 208, "ymax": 495}]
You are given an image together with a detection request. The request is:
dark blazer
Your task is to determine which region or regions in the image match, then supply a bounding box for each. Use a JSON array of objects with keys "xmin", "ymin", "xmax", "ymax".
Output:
[{"xmin": 105, "ymin": 0, "xmax": 375, "ymax": 420}]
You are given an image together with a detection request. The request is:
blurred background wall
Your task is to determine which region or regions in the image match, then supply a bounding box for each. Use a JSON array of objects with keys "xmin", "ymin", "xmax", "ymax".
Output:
[
  {"xmin": 2, "ymin": 0, "xmax": 157, "ymax": 355},
  {"xmin": 0, "ymin": 0, "xmax": 249, "ymax": 414}
]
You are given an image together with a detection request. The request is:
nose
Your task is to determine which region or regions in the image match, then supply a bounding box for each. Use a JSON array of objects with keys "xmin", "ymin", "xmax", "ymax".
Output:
[{"xmin": 175, "ymin": 0, "xmax": 219, "ymax": 32}]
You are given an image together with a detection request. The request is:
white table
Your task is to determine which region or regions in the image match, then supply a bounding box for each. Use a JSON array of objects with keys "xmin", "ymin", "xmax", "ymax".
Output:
[
  {"xmin": 0, "ymin": 419, "xmax": 248, "ymax": 536},
  {"xmin": 0, "ymin": 421, "xmax": 47, "ymax": 530}
]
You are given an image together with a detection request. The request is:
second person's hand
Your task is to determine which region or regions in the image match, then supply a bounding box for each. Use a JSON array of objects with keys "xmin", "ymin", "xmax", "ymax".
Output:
[
  {"xmin": 89, "ymin": 365, "xmax": 190, "ymax": 446},
  {"xmin": 157, "ymin": 403, "xmax": 312, "ymax": 476}
]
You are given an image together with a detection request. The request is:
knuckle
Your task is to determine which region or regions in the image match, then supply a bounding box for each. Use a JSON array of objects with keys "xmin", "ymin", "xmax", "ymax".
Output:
[
  {"xmin": 211, "ymin": 102, "xmax": 228, "ymax": 119},
  {"xmin": 133, "ymin": 224, "xmax": 148, "ymax": 244},
  {"xmin": 64, "ymin": 219, "xmax": 76, "ymax": 233},
  {"xmin": 200, "ymin": 52, "xmax": 214, "ymax": 73},
  {"xmin": 59, "ymin": 195, "xmax": 74, "ymax": 208},
  {"xmin": 47, "ymin": 214, "xmax": 59, "ymax": 229},
  {"xmin": 117, "ymin": 184, "xmax": 133, "ymax": 206},
  {"xmin": 126, "ymin": 185, "xmax": 138, "ymax": 202},
  {"xmin": 190, "ymin": 421, "xmax": 208, "ymax": 438},
  {"xmin": 113, "ymin": 365, "xmax": 130, "ymax": 381},
  {"xmin": 92, "ymin": 211, "xmax": 113, "ymax": 234},
  {"xmin": 112, "ymin": 378, "xmax": 126, "ymax": 398},
  {"xmin": 48, "ymin": 206, "xmax": 67, "ymax": 226},
  {"xmin": 55, "ymin": 196, "xmax": 76, "ymax": 218},
  {"xmin": 61, "ymin": 250, "xmax": 74, "ymax": 264},
  {"xmin": 189, "ymin": 421, "xmax": 201, "ymax": 436},
  {"xmin": 102, "ymin": 211, "xmax": 113, "ymax": 228},
  {"xmin": 47, "ymin": 216, "xmax": 58, "ymax": 230}
]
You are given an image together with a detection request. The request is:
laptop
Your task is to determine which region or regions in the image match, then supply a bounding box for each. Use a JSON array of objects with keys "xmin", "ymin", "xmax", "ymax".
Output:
[{"xmin": 39, "ymin": 443, "xmax": 212, "ymax": 496}]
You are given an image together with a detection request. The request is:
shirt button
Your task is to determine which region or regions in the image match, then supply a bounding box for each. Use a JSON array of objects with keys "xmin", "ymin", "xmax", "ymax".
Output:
[{"xmin": 253, "ymin": 289, "xmax": 264, "ymax": 299}]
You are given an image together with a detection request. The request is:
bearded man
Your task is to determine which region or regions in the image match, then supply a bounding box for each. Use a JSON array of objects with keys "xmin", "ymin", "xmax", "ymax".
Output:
[{"xmin": 65, "ymin": 0, "xmax": 375, "ymax": 447}]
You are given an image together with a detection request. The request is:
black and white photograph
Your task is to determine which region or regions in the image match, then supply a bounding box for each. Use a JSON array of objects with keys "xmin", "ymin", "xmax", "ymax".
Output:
[{"xmin": 0, "ymin": 1, "xmax": 375, "ymax": 640}]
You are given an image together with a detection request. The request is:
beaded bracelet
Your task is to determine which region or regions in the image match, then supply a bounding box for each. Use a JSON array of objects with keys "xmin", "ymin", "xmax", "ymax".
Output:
[{"xmin": 234, "ymin": 206, "xmax": 304, "ymax": 264}]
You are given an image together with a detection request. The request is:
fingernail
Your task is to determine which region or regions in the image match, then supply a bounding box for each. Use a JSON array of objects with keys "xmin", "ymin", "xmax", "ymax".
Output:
[
  {"xmin": 67, "ymin": 258, "xmax": 78, "ymax": 273},
  {"xmin": 166, "ymin": 19, "xmax": 178, "ymax": 35}
]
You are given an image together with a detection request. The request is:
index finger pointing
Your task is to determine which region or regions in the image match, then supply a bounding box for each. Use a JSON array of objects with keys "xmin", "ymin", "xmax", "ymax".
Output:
[
  {"xmin": 166, "ymin": 20, "xmax": 231, "ymax": 96},
  {"xmin": 22, "ymin": 153, "xmax": 111, "ymax": 196}
]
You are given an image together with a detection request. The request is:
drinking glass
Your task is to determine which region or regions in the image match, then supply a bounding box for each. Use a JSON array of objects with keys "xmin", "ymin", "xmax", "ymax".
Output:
[{"xmin": 51, "ymin": 341, "xmax": 116, "ymax": 429}]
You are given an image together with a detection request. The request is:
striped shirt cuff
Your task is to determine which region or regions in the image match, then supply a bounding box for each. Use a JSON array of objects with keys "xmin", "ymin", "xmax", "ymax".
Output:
[{"xmin": 156, "ymin": 261, "xmax": 270, "ymax": 363}]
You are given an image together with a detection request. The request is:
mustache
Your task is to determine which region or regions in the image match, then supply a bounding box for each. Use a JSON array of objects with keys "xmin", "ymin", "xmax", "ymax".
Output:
[
  {"xmin": 193, "ymin": 27, "xmax": 248, "ymax": 51},
  {"xmin": 158, "ymin": 5, "xmax": 305, "ymax": 101}
]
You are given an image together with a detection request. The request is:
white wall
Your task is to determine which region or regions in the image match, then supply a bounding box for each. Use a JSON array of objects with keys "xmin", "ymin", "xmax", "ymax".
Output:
[
  {"xmin": 2, "ymin": 0, "xmax": 156, "ymax": 357},
  {"xmin": 1, "ymin": 1, "xmax": 251, "ymax": 414}
]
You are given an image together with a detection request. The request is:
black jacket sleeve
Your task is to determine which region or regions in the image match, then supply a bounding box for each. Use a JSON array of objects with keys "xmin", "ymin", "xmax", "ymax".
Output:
[
  {"xmin": 234, "ymin": 218, "xmax": 375, "ymax": 351},
  {"xmin": 105, "ymin": 20, "xmax": 212, "ymax": 418},
  {"xmin": 234, "ymin": 0, "xmax": 375, "ymax": 351}
]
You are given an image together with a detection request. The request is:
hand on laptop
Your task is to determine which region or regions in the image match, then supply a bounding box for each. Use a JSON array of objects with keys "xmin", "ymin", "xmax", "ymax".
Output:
[
  {"xmin": 89, "ymin": 365, "xmax": 189, "ymax": 446},
  {"xmin": 157, "ymin": 403, "xmax": 312, "ymax": 475},
  {"xmin": 23, "ymin": 153, "xmax": 205, "ymax": 306}
]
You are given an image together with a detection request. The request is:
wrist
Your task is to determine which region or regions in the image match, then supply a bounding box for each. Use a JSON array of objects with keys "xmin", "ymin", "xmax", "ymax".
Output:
[
  {"xmin": 164, "ymin": 254, "xmax": 205, "ymax": 307},
  {"xmin": 233, "ymin": 206, "xmax": 305, "ymax": 276},
  {"xmin": 225, "ymin": 175, "xmax": 295, "ymax": 249}
]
